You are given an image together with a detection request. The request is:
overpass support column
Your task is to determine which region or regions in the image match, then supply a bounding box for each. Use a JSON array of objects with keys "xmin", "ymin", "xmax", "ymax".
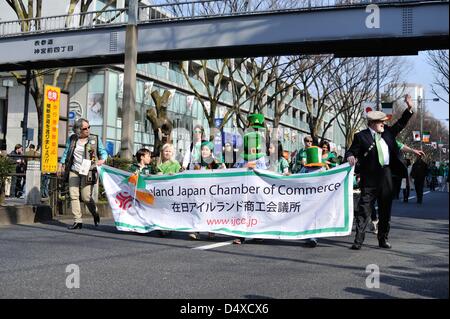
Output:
[{"xmin": 120, "ymin": 0, "xmax": 138, "ymax": 159}]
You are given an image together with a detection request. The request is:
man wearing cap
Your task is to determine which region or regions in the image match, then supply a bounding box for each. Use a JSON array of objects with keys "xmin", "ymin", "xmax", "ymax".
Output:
[{"xmin": 346, "ymin": 94, "xmax": 414, "ymax": 250}]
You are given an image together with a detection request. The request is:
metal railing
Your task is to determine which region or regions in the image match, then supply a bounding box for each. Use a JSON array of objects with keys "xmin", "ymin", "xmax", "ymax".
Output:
[
  {"xmin": 0, "ymin": 0, "xmax": 445, "ymax": 37},
  {"xmin": 137, "ymin": 0, "xmax": 444, "ymax": 23},
  {"xmin": 2, "ymin": 154, "xmax": 65, "ymax": 216},
  {"xmin": 0, "ymin": 8, "xmax": 127, "ymax": 37}
]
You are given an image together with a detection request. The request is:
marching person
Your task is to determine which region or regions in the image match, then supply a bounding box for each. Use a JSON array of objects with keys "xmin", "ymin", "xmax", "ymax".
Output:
[
  {"xmin": 182, "ymin": 124, "xmax": 205, "ymax": 170},
  {"xmin": 188, "ymin": 140, "xmax": 226, "ymax": 240},
  {"xmin": 58, "ymin": 118, "xmax": 108, "ymax": 230},
  {"xmin": 129, "ymin": 148, "xmax": 153, "ymax": 175},
  {"xmin": 346, "ymin": 94, "xmax": 415, "ymax": 250},
  {"xmin": 410, "ymin": 156, "xmax": 428, "ymax": 204},
  {"xmin": 291, "ymin": 136, "xmax": 313, "ymax": 174}
]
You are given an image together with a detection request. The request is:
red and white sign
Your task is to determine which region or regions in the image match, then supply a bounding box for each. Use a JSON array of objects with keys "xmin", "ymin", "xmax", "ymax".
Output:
[
  {"xmin": 362, "ymin": 102, "xmax": 376, "ymax": 117},
  {"xmin": 46, "ymin": 89, "xmax": 58, "ymax": 102}
]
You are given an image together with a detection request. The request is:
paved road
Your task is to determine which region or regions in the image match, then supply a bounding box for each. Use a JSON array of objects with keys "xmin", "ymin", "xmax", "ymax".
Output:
[{"xmin": 0, "ymin": 190, "xmax": 448, "ymax": 299}]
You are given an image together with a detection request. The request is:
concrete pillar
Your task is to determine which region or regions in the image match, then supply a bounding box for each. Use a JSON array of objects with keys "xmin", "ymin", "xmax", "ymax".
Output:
[
  {"xmin": 25, "ymin": 160, "xmax": 41, "ymax": 205},
  {"xmin": 120, "ymin": 0, "xmax": 139, "ymax": 159}
]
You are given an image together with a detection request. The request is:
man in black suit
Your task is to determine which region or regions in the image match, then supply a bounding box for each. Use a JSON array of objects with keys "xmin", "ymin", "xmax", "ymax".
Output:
[{"xmin": 346, "ymin": 95, "xmax": 414, "ymax": 250}]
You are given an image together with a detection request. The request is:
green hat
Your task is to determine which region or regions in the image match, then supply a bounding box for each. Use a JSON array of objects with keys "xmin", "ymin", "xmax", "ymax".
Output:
[
  {"xmin": 247, "ymin": 113, "xmax": 265, "ymax": 129},
  {"xmin": 201, "ymin": 140, "xmax": 215, "ymax": 151},
  {"xmin": 243, "ymin": 131, "xmax": 265, "ymax": 161}
]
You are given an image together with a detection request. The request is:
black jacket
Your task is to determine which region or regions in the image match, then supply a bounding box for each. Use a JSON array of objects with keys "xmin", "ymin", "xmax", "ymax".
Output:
[
  {"xmin": 410, "ymin": 159, "xmax": 428, "ymax": 182},
  {"xmin": 345, "ymin": 109, "xmax": 413, "ymax": 187}
]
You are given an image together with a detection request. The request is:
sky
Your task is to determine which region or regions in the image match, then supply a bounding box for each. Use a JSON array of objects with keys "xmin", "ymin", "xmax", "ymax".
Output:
[{"xmin": 404, "ymin": 51, "xmax": 449, "ymax": 127}]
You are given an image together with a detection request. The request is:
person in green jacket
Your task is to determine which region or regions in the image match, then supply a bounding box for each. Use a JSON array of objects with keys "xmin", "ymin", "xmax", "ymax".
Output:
[
  {"xmin": 157, "ymin": 143, "xmax": 181, "ymax": 175},
  {"xmin": 129, "ymin": 148, "xmax": 153, "ymax": 175},
  {"xmin": 319, "ymin": 140, "xmax": 337, "ymax": 169},
  {"xmin": 291, "ymin": 135, "xmax": 313, "ymax": 173},
  {"xmin": 155, "ymin": 143, "xmax": 181, "ymax": 237},
  {"xmin": 267, "ymin": 140, "xmax": 290, "ymax": 175}
]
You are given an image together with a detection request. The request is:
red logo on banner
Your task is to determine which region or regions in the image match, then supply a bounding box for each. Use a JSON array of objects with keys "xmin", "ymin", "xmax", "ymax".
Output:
[
  {"xmin": 115, "ymin": 191, "xmax": 133, "ymax": 210},
  {"xmin": 365, "ymin": 106, "xmax": 373, "ymax": 113},
  {"xmin": 47, "ymin": 89, "xmax": 58, "ymax": 101}
]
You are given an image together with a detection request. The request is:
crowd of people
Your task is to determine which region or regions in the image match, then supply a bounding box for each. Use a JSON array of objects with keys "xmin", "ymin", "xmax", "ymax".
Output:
[{"xmin": 56, "ymin": 95, "xmax": 448, "ymax": 251}]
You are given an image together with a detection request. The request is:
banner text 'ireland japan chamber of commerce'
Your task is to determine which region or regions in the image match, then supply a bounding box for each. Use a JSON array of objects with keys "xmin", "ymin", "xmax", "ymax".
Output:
[
  {"xmin": 41, "ymin": 85, "xmax": 60, "ymax": 173},
  {"xmin": 99, "ymin": 164, "xmax": 354, "ymax": 240}
]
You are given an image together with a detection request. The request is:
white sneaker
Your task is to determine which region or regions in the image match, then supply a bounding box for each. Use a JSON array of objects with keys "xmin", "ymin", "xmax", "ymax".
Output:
[{"xmin": 372, "ymin": 220, "xmax": 379, "ymax": 234}]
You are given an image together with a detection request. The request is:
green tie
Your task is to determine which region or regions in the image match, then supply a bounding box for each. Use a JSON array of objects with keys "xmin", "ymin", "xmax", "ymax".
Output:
[{"xmin": 375, "ymin": 133, "xmax": 384, "ymax": 166}]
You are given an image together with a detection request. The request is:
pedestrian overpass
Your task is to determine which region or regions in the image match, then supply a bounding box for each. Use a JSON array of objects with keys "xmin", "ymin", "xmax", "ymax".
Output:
[{"xmin": 0, "ymin": 0, "xmax": 448, "ymax": 71}]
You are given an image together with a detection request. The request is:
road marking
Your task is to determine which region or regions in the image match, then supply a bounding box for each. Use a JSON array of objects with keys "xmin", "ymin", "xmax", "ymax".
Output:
[
  {"xmin": 196, "ymin": 192, "xmax": 434, "ymax": 249},
  {"xmin": 192, "ymin": 241, "xmax": 234, "ymax": 250},
  {"xmin": 408, "ymin": 191, "xmax": 431, "ymax": 200}
]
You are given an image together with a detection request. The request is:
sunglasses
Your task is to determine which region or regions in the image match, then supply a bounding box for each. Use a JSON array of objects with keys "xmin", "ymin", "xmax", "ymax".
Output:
[
  {"xmin": 81, "ymin": 126, "xmax": 91, "ymax": 131},
  {"xmin": 193, "ymin": 130, "xmax": 202, "ymax": 133}
]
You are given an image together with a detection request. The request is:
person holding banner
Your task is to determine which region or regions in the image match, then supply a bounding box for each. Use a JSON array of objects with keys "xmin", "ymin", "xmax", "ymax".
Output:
[
  {"xmin": 319, "ymin": 140, "xmax": 338, "ymax": 170},
  {"xmin": 234, "ymin": 114, "xmax": 267, "ymax": 170},
  {"xmin": 129, "ymin": 148, "xmax": 153, "ymax": 175},
  {"xmin": 346, "ymin": 94, "xmax": 414, "ymax": 250},
  {"xmin": 156, "ymin": 143, "xmax": 181, "ymax": 237},
  {"xmin": 298, "ymin": 142, "xmax": 327, "ymax": 247},
  {"xmin": 291, "ymin": 136, "xmax": 313, "ymax": 174},
  {"xmin": 182, "ymin": 124, "xmax": 205, "ymax": 170},
  {"xmin": 189, "ymin": 140, "xmax": 226, "ymax": 240},
  {"xmin": 157, "ymin": 143, "xmax": 181, "ymax": 175},
  {"xmin": 233, "ymin": 114, "xmax": 267, "ymax": 244},
  {"xmin": 59, "ymin": 118, "xmax": 108, "ymax": 230},
  {"xmin": 267, "ymin": 141, "xmax": 290, "ymax": 175}
]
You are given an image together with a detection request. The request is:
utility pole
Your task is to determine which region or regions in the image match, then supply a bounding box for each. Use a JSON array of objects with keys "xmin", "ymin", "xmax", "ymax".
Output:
[
  {"xmin": 22, "ymin": 69, "xmax": 31, "ymax": 149},
  {"xmin": 376, "ymin": 56, "xmax": 380, "ymax": 111},
  {"xmin": 120, "ymin": 0, "xmax": 138, "ymax": 159},
  {"xmin": 418, "ymin": 96, "xmax": 423, "ymax": 151}
]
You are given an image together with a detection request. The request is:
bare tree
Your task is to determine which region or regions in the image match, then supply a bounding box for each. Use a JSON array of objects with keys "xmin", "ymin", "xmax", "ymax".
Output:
[
  {"xmin": 180, "ymin": 59, "xmax": 238, "ymax": 141},
  {"xmin": 293, "ymin": 55, "xmax": 348, "ymax": 144},
  {"xmin": 427, "ymin": 50, "xmax": 449, "ymax": 104},
  {"xmin": 331, "ymin": 56, "xmax": 408, "ymax": 149}
]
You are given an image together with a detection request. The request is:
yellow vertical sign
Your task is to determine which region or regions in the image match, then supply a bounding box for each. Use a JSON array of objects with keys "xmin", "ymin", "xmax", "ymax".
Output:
[{"xmin": 42, "ymin": 85, "xmax": 60, "ymax": 173}]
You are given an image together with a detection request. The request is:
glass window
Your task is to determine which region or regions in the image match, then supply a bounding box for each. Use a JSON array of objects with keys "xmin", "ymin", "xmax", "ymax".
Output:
[
  {"xmin": 106, "ymin": 126, "xmax": 116, "ymax": 140},
  {"xmin": 87, "ymin": 73, "xmax": 105, "ymax": 126},
  {"xmin": 107, "ymin": 72, "xmax": 118, "ymax": 126}
]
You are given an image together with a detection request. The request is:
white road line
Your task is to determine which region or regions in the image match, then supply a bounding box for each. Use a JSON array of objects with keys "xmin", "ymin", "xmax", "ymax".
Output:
[
  {"xmin": 194, "ymin": 192, "xmax": 435, "ymax": 250},
  {"xmin": 408, "ymin": 190, "xmax": 431, "ymax": 200},
  {"xmin": 192, "ymin": 241, "xmax": 234, "ymax": 250}
]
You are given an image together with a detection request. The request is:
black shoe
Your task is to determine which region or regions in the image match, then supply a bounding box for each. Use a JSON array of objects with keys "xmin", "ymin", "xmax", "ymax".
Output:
[
  {"xmin": 68, "ymin": 222, "xmax": 82, "ymax": 230},
  {"xmin": 306, "ymin": 239, "xmax": 318, "ymax": 248},
  {"xmin": 351, "ymin": 243, "xmax": 362, "ymax": 250},
  {"xmin": 93, "ymin": 213, "xmax": 100, "ymax": 226},
  {"xmin": 378, "ymin": 240, "xmax": 392, "ymax": 249}
]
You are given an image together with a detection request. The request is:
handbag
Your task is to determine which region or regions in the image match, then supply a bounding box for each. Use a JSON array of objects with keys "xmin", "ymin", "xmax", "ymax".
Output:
[{"xmin": 86, "ymin": 167, "xmax": 98, "ymax": 185}]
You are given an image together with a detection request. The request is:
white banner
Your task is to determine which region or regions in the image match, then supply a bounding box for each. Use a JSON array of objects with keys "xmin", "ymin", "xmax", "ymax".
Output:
[{"xmin": 98, "ymin": 164, "xmax": 355, "ymax": 240}]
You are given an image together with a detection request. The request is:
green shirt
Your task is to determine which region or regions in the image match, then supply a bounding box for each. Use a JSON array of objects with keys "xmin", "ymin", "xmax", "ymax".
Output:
[
  {"xmin": 129, "ymin": 163, "xmax": 153, "ymax": 175},
  {"xmin": 322, "ymin": 151, "xmax": 337, "ymax": 168},
  {"xmin": 292, "ymin": 148, "xmax": 307, "ymax": 173},
  {"xmin": 270, "ymin": 157, "xmax": 289, "ymax": 174},
  {"xmin": 157, "ymin": 160, "xmax": 181, "ymax": 175}
]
